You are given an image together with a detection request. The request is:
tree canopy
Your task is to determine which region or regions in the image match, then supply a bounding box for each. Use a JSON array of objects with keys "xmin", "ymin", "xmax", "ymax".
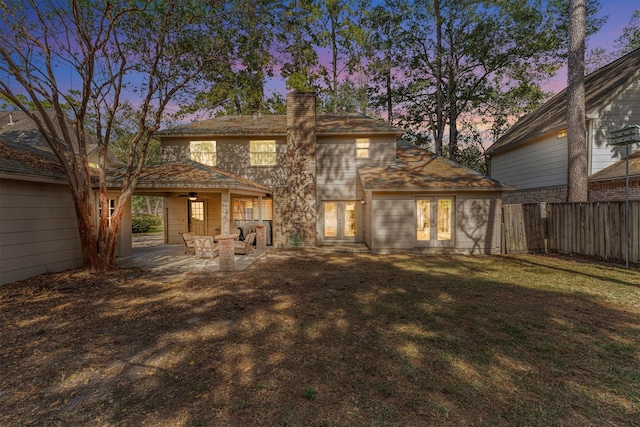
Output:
[{"xmin": 0, "ymin": 0, "xmax": 251, "ymax": 269}]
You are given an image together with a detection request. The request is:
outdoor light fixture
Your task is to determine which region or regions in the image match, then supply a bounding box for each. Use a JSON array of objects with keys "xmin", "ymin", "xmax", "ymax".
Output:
[
  {"xmin": 608, "ymin": 124, "xmax": 640, "ymax": 269},
  {"xmin": 179, "ymin": 191, "xmax": 198, "ymax": 201}
]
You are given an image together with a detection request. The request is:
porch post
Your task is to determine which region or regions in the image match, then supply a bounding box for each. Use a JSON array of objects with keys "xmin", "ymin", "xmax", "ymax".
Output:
[
  {"xmin": 221, "ymin": 190, "xmax": 231, "ymax": 235},
  {"xmin": 256, "ymin": 196, "xmax": 266, "ymax": 250},
  {"xmin": 256, "ymin": 225, "xmax": 266, "ymax": 250},
  {"xmin": 216, "ymin": 234, "xmax": 236, "ymax": 271}
]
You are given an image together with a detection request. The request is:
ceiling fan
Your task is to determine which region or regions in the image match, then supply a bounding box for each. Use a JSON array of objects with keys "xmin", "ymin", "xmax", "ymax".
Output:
[{"xmin": 179, "ymin": 192, "xmax": 199, "ymax": 201}]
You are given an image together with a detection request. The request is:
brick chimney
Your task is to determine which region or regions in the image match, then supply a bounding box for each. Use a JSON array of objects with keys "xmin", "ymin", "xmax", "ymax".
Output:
[{"xmin": 273, "ymin": 92, "xmax": 318, "ymax": 247}]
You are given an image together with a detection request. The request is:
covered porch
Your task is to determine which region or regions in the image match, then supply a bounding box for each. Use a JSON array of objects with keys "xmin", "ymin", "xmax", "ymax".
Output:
[{"xmin": 107, "ymin": 160, "xmax": 273, "ymax": 259}]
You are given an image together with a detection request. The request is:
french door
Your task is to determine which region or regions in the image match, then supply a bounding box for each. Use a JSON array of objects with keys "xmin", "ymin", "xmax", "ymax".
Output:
[
  {"xmin": 323, "ymin": 201, "xmax": 357, "ymax": 241},
  {"xmin": 415, "ymin": 197, "xmax": 454, "ymax": 247}
]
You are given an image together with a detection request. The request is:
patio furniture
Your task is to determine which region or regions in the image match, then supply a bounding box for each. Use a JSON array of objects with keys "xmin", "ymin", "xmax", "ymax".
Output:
[
  {"xmin": 180, "ymin": 231, "xmax": 195, "ymax": 254},
  {"xmin": 194, "ymin": 235, "xmax": 218, "ymax": 259},
  {"xmin": 234, "ymin": 232, "xmax": 256, "ymax": 255}
]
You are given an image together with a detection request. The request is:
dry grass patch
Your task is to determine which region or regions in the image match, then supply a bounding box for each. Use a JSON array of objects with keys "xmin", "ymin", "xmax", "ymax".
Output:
[{"xmin": 0, "ymin": 250, "xmax": 638, "ymax": 426}]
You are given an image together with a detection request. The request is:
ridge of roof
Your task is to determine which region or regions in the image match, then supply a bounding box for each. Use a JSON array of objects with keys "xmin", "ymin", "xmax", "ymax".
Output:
[
  {"xmin": 155, "ymin": 113, "xmax": 404, "ymax": 138},
  {"xmin": 486, "ymin": 48, "xmax": 640, "ymax": 155}
]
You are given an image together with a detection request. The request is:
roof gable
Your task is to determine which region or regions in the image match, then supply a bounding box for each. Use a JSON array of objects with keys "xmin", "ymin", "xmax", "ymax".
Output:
[{"xmin": 487, "ymin": 48, "xmax": 640, "ymax": 155}]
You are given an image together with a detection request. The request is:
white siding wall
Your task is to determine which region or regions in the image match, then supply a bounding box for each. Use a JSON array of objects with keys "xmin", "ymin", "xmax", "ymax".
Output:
[
  {"xmin": 590, "ymin": 77, "xmax": 640, "ymax": 174},
  {"xmin": 490, "ymin": 134, "xmax": 567, "ymax": 190},
  {"xmin": 0, "ymin": 178, "xmax": 82, "ymax": 285}
]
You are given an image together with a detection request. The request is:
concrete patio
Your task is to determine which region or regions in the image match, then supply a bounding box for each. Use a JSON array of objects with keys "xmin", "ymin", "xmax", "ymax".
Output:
[{"xmin": 116, "ymin": 233, "xmax": 268, "ymax": 279}]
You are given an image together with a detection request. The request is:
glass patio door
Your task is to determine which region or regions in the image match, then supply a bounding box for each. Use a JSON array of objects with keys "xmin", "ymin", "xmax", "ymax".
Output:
[
  {"xmin": 323, "ymin": 201, "xmax": 357, "ymax": 241},
  {"xmin": 415, "ymin": 197, "xmax": 454, "ymax": 247}
]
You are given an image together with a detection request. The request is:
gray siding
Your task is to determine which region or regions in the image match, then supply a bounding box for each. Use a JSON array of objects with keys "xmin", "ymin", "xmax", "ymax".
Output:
[
  {"xmin": 316, "ymin": 135, "xmax": 397, "ymax": 200},
  {"xmin": 490, "ymin": 134, "xmax": 567, "ymax": 190},
  {"xmin": 317, "ymin": 136, "xmax": 357, "ymax": 200},
  {"xmin": 590, "ymin": 77, "xmax": 640, "ymax": 174},
  {"xmin": 370, "ymin": 195, "xmax": 414, "ymax": 250},
  {"xmin": 368, "ymin": 192, "xmax": 502, "ymax": 254},
  {"xmin": 455, "ymin": 194, "xmax": 502, "ymax": 254},
  {"xmin": 0, "ymin": 179, "xmax": 82, "ymax": 285}
]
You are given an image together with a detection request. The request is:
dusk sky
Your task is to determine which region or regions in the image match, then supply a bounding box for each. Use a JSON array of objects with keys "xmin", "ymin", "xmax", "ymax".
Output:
[{"xmin": 543, "ymin": 0, "xmax": 639, "ymax": 92}]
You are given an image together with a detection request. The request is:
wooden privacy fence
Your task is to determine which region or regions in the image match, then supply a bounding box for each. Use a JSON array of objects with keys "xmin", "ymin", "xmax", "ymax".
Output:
[{"xmin": 502, "ymin": 202, "xmax": 640, "ymax": 264}]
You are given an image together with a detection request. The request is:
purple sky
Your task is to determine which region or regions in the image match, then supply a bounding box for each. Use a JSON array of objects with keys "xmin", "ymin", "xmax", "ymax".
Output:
[{"xmin": 544, "ymin": 0, "xmax": 638, "ymax": 92}]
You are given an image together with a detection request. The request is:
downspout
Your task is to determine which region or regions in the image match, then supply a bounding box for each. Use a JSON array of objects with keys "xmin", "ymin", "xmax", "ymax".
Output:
[{"xmin": 586, "ymin": 114, "xmax": 597, "ymax": 176}]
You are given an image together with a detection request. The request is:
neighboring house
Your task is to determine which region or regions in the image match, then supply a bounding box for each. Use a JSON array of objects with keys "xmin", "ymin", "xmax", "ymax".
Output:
[
  {"xmin": 588, "ymin": 151, "xmax": 640, "ymax": 201},
  {"xmin": 109, "ymin": 92, "xmax": 510, "ymax": 255},
  {"xmin": 0, "ymin": 111, "xmax": 126, "ymax": 285},
  {"xmin": 486, "ymin": 48, "xmax": 640, "ymax": 204}
]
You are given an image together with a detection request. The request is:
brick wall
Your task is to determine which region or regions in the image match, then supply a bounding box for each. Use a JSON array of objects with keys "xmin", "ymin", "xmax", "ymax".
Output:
[
  {"xmin": 589, "ymin": 179, "xmax": 640, "ymax": 201},
  {"xmin": 502, "ymin": 187, "xmax": 567, "ymax": 204},
  {"xmin": 502, "ymin": 180, "xmax": 640, "ymax": 204}
]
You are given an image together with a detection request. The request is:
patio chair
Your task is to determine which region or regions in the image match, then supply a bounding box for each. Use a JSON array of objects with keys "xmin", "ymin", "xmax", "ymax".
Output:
[
  {"xmin": 234, "ymin": 232, "xmax": 256, "ymax": 255},
  {"xmin": 180, "ymin": 231, "xmax": 195, "ymax": 254},
  {"xmin": 194, "ymin": 235, "xmax": 218, "ymax": 259}
]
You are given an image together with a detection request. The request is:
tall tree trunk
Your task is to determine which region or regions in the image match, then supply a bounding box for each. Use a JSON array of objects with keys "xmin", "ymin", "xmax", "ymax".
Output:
[
  {"xmin": 386, "ymin": 49, "xmax": 392, "ymax": 122},
  {"xmin": 567, "ymin": 0, "xmax": 588, "ymax": 202},
  {"xmin": 434, "ymin": 0, "xmax": 444, "ymax": 156}
]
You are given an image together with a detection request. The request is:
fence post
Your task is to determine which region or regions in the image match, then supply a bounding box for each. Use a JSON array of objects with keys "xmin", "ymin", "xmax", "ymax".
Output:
[{"xmin": 540, "ymin": 202, "xmax": 548, "ymax": 253}]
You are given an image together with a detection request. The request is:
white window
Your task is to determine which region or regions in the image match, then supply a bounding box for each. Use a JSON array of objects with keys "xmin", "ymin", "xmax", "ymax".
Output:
[
  {"xmin": 99, "ymin": 199, "xmax": 115, "ymax": 226},
  {"xmin": 356, "ymin": 138, "xmax": 370, "ymax": 158},
  {"xmin": 190, "ymin": 140, "xmax": 216, "ymax": 166},
  {"xmin": 250, "ymin": 140, "xmax": 276, "ymax": 166}
]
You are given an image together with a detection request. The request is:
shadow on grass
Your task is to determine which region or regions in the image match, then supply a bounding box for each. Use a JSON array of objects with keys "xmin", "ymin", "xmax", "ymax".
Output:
[
  {"xmin": 1, "ymin": 251, "xmax": 638, "ymax": 426},
  {"xmin": 500, "ymin": 253, "xmax": 640, "ymax": 288}
]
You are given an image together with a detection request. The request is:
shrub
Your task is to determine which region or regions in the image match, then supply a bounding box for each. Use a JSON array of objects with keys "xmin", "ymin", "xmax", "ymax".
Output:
[{"xmin": 132, "ymin": 213, "xmax": 162, "ymax": 233}]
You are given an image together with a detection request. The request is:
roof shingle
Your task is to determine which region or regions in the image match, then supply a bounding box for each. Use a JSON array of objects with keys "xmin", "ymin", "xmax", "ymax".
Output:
[
  {"xmin": 358, "ymin": 143, "xmax": 511, "ymax": 191},
  {"xmin": 156, "ymin": 113, "xmax": 405, "ymax": 138}
]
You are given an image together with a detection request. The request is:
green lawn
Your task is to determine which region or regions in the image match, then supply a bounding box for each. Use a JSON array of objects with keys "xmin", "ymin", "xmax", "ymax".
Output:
[{"xmin": 1, "ymin": 251, "xmax": 638, "ymax": 426}]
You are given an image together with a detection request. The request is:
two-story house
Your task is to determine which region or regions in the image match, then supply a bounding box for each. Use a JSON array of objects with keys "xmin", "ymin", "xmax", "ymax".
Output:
[
  {"xmin": 110, "ymin": 92, "xmax": 510, "ymax": 255},
  {"xmin": 486, "ymin": 48, "xmax": 640, "ymax": 203}
]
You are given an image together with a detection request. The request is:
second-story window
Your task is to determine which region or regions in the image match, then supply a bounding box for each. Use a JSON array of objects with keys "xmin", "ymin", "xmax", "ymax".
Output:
[
  {"xmin": 250, "ymin": 140, "xmax": 277, "ymax": 166},
  {"xmin": 190, "ymin": 140, "xmax": 217, "ymax": 166},
  {"xmin": 356, "ymin": 138, "xmax": 370, "ymax": 158}
]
